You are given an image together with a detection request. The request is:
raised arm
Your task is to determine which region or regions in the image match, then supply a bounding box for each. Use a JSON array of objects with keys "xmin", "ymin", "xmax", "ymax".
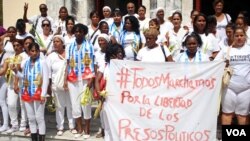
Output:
[{"xmin": 23, "ymin": 3, "xmax": 29, "ymax": 23}]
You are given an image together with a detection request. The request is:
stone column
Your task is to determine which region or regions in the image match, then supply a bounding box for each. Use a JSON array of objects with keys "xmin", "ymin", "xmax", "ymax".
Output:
[
  {"xmin": 182, "ymin": 0, "xmax": 193, "ymax": 25},
  {"xmin": 46, "ymin": 0, "xmax": 64, "ymax": 21}
]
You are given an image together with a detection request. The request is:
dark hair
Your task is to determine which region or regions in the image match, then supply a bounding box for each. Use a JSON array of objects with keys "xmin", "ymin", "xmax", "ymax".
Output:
[
  {"xmin": 190, "ymin": 9, "xmax": 199, "ymax": 17},
  {"xmin": 207, "ymin": 15, "xmax": 217, "ymax": 33},
  {"xmin": 112, "ymin": 8, "xmax": 122, "ymax": 17},
  {"xmin": 213, "ymin": 0, "xmax": 224, "ymax": 7},
  {"xmin": 238, "ymin": 11, "xmax": 250, "ymax": 25},
  {"xmin": 65, "ymin": 16, "xmax": 75, "ymax": 31},
  {"xmin": 72, "ymin": 23, "xmax": 88, "ymax": 35},
  {"xmin": 233, "ymin": 27, "xmax": 246, "ymax": 35},
  {"xmin": 13, "ymin": 39, "xmax": 24, "ymax": 47},
  {"xmin": 16, "ymin": 19, "xmax": 26, "ymax": 33},
  {"xmin": 89, "ymin": 10, "xmax": 100, "ymax": 19},
  {"xmin": 28, "ymin": 42, "xmax": 40, "ymax": 51},
  {"xmin": 172, "ymin": 11, "xmax": 182, "ymax": 21},
  {"xmin": 182, "ymin": 32, "xmax": 203, "ymax": 48},
  {"xmin": 123, "ymin": 15, "xmax": 140, "ymax": 35},
  {"xmin": 24, "ymin": 36, "xmax": 35, "ymax": 43},
  {"xmin": 193, "ymin": 13, "xmax": 208, "ymax": 35},
  {"xmin": 105, "ymin": 43, "xmax": 125, "ymax": 63},
  {"xmin": 226, "ymin": 22, "xmax": 235, "ymax": 30},
  {"xmin": 138, "ymin": 5, "xmax": 146, "ymax": 11},
  {"xmin": 98, "ymin": 21, "xmax": 108, "ymax": 29},
  {"xmin": 41, "ymin": 19, "xmax": 51, "ymax": 27},
  {"xmin": 39, "ymin": 4, "xmax": 47, "ymax": 9},
  {"xmin": 235, "ymin": 17, "xmax": 248, "ymax": 27},
  {"xmin": 58, "ymin": 6, "xmax": 68, "ymax": 19},
  {"xmin": 7, "ymin": 26, "xmax": 17, "ymax": 32}
]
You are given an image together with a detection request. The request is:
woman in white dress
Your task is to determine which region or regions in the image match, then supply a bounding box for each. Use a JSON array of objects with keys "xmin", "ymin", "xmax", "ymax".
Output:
[
  {"xmin": 137, "ymin": 28, "xmax": 173, "ymax": 62},
  {"xmin": 3, "ymin": 26, "xmax": 17, "ymax": 56},
  {"xmin": 120, "ymin": 16, "xmax": 145, "ymax": 60},
  {"xmin": 215, "ymin": 27, "xmax": 250, "ymax": 125},
  {"xmin": 63, "ymin": 16, "xmax": 76, "ymax": 48},
  {"xmin": 95, "ymin": 43, "xmax": 126, "ymax": 139},
  {"xmin": 213, "ymin": 0, "xmax": 231, "ymax": 41},
  {"xmin": 167, "ymin": 11, "xmax": 189, "ymax": 58},
  {"xmin": 53, "ymin": 6, "xmax": 69, "ymax": 35},
  {"xmin": 36, "ymin": 19, "xmax": 54, "ymax": 55},
  {"xmin": 46, "ymin": 35, "xmax": 76, "ymax": 136},
  {"xmin": 0, "ymin": 39, "xmax": 24, "ymax": 134},
  {"xmin": 110, "ymin": 9, "xmax": 123, "ymax": 44},
  {"xmin": 0, "ymin": 36, "xmax": 11, "ymax": 132},
  {"xmin": 219, "ymin": 23, "xmax": 235, "ymax": 49},
  {"xmin": 175, "ymin": 32, "xmax": 210, "ymax": 62},
  {"xmin": 87, "ymin": 11, "xmax": 100, "ymax": 42},
  {"xmin": 193, "ymin": 13, "xmax": 220, "ymax": 60},
  {"xmin": 137, "ymin": 5, "xmax": 150, "ymax": 33},
  {"xmin": 235, "ymin": 17, "xmax": 250, "ymax": 45}
]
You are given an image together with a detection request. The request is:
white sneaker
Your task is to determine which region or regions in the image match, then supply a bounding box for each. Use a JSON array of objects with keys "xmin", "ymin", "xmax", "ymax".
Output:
[
  {"xmin": 19, "ymin": 126, "xmax": 26, "ymax": 132},
  {"xmin": 0, "ymin": 126, "xmax": 9, "ymax": 132},
  {"xmin": 57, "ymin": 130, "xmax": 63, "ymax": 136},
  {"xmin": 6, "ymin": 127, "xmax": 19, "ymax": 134},
  {"xmin": 83, "ymin": 134, "xmax": 90, "ymax": 139},
  {"xmin": 70, "ymin": 129, "xmax": 77, "ymax": 134},
  {"xmin": 74, "ymin": 133, "xmax": 83, "ymax": 138}
]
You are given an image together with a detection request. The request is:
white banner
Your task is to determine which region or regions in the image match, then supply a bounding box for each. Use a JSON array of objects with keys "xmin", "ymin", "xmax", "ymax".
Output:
[{"xmin": 104, "ymin": 60, "xmax": 224, "ymax": 141}]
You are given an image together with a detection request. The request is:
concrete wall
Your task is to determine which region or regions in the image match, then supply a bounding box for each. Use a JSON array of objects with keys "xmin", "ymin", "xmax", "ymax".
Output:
[{"xmin": 3, "ymin": 0, "xmax": 45, "ymax": 28}]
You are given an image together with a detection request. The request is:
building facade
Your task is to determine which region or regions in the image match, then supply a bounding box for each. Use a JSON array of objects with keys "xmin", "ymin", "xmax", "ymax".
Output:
[{"xmin": 2, "ymin": 0, "xmax": 193, "ymax": 28}]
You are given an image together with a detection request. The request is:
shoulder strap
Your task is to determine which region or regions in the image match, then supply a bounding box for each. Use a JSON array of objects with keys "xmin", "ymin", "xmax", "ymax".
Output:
[
  {"xmin": 224, "ymin": 14, "xmax": 229, "ymax": 23},
  {"xmin": 92, "ymin": 35, "xmax": 98, "ymax": 45},
  {"xmin": 90, "ymin": 29, "xmax": 99, "ymax": 40},
  {"xmin": 34, "ymin": 16, "xmax": 40, "ymax": 29},
  {"xmin": 160, "ymin": 45, "xmax": 168, "ymax": 62},
  {"xmin": 4, "ymin": 40, "xmax": 9, "ymax": 47},
  {"xmin": 0, "ymin": 50, "xmax": 6, "ymax": 64}
]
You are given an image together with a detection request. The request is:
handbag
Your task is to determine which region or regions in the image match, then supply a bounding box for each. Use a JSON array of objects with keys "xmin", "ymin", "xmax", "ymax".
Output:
[
  {"xmin": 222, "ymin": 46, "xmax": 233, "ymax": 87},
  {"xmin": 54, "ymin": 54, "xmax": 66, "ymax": 90}
]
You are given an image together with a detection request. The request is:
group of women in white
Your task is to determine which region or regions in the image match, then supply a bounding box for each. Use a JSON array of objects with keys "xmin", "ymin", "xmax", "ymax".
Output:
[{"xmin": 0, "ymin": 0, "xmax": 249, "ymax": 140}]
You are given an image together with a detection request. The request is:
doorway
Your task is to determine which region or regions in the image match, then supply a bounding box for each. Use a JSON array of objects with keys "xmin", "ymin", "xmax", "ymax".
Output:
[{"xmin": 95, "ymin": 0, "xmax": 142, "ymax": 19}]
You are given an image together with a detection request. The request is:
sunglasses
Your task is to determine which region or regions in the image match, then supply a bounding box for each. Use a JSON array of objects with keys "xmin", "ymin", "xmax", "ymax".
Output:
[
  {"xmin": 40, "ymin": 7, "xmax": 47, "ymax": 10},
  {"xmin": 42, "ymin": 24, "xmax": 50, "ymax": 27}
]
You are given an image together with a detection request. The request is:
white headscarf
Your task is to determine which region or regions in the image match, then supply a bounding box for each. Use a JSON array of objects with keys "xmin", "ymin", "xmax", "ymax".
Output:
[
  {"xmin": 103, "ymin": 6, "xmax": 111, "ymax": 12},
  {"xmin": 53, "ymin": 35, "xmax": 65, "ymax": 45},
  {"xmin": 98, "ymin": 33, "xmax": 110, "ymax": 43}
]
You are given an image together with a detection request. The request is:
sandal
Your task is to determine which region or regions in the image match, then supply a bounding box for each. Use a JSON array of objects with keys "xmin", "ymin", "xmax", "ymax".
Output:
[{"xmin": 24, "ymin": 128, "xmax": 31, "ymax": 136}]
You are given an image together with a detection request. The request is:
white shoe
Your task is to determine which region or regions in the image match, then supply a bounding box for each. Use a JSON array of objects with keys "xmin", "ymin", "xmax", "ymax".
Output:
[
  {"xmin": 0, "ymin": 126, "xmax": 9, "ymax": 132},
  {"xmin": 70, "ymin": 129, "xmax": 77, "ymax": 134},
  {"xmin": 57, "ymin": 130, "xmax": 63, "ymax": 136},
  {"xmin": 19, "ymin": 126, "xmax": 26, "ymax": 132},
  {"xmin": 74, "ymin": 133, "xmax": 83, "ymax": 138},
  {"xmin": 83, "ymin": 134, "xmax": 90, "ymax": 139},
  {"xmin": 6, "ymin": 127, "xmax": 19, "ymax": 134}
]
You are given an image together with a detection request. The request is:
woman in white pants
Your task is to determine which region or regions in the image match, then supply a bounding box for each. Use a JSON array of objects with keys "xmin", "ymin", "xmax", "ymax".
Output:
[
  {"xmin": 0, "ymin": 36, "xmax": 11, "ymax": 132},
  {"xmin": 215, "ymin": 27, "xmax": 250, "ymax": 125},
  {"xmin": 46, "ymin": 35, "xmax": 76, "ymax": 136},
  {"xmin": 20, "ymin": 42, "xmax": 49, "ymax": 141},
  {"xmin": 95, "ymin": 43, "xmax": 125, "ymax": 140},
  {"xmin": 64, "ymin": 24, "xmax": 95, "ymax": 139},
  {"xmin": 0, "ymin": 39, "xmax": 23, "ymax": 133}
]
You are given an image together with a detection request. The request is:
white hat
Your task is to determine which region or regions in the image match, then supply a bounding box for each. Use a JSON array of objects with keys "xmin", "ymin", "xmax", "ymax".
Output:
[
  {"xmin": 103, "ymin": 6, "xmax": 111, "ymax": 12},
  {"xmin": 53, "ymin": 35, "xmax": 65, "ymax": 45},
  {"xmin": 98, "ymin": 33, "xmax": 110, "ymax": 43},
  {"xmin": 156, "ymin": 7, "xmax": 164, "ymax": 14}
]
